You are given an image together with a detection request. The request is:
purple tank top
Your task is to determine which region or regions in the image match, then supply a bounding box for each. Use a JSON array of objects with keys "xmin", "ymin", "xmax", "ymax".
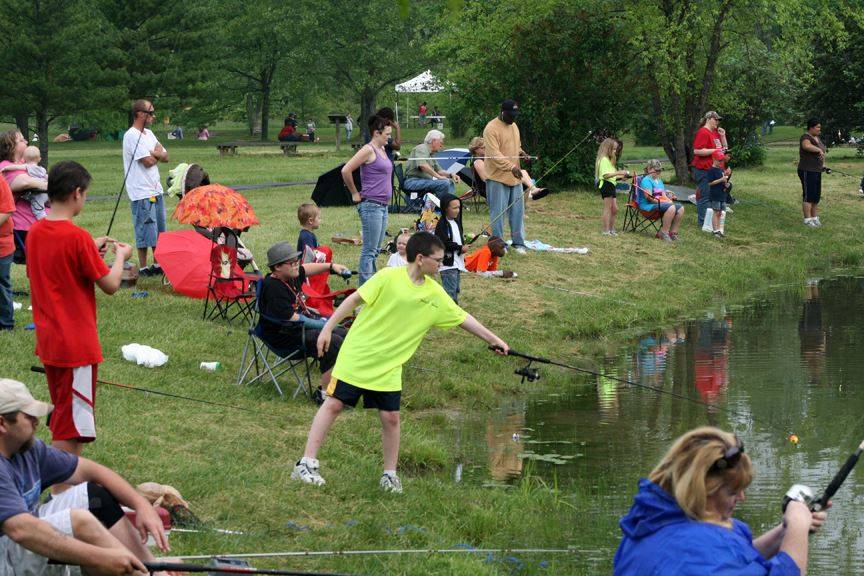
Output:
[{"xmin": 360, "ymin": 147, "xmax": 393, "ymax": 204}]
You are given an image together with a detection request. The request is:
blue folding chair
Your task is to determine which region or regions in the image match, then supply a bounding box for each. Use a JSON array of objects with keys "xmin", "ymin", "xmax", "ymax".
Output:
[{"xmin": 237, "ymin": 278, "xmax": 315, "ymax": 399}]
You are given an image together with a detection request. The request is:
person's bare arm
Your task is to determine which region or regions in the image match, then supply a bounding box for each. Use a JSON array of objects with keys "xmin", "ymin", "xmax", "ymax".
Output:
[
  {"xmin": 708, "ymin": 175, "xmax": 727, "ymax": 186},
  {"xmin": 473, "ymin": 159, "xmax": 489, "ymax": 182},
  {"xmin": 317, "ymin": 291, "xmax": 365, "ymax": 356},
  {"xmin": 137, "ymin": 156, "xmax": 158, "ymax": 168},
  {"xmin": 66, "ymin": 457, "xmax": 169, "ymax": 552},
  {"xmin": 418, "ymin": 163, "xmax": 440, "ymax": 178},
  {"xmin": 302, "ymin": 262, "xmax": 349, "ymax": 277},
  {"xmin": 9, "ymin": 174, "xmax": 46, "ymax": 193},
  {"xmin": 95, "ymin": 242, "xmax": 132, "ymax": 295},
  {"xmin": 459, "ymin": 314, "xmax": 509, "ymax": 354},
  {"xmin": 152, "ymin": 143, "xmax": 168, "ymax": 163},
  {"xmin": 3, "ymin": 512, "xmax": 148, "ymax": 575},
  {"xmin": 801, "ymin": 140, "xmax": 825, "ymax": 158},
  {"xmin": 717, "ymin": 127, "xmax": 728, "ymax": 148},
  {"xmin": 0, "ymin": 163, "xmax": 26, "ymax": 173},
  {"xmin": 341, "ymin": 146, "xmax": 374, "ymax": 203}
]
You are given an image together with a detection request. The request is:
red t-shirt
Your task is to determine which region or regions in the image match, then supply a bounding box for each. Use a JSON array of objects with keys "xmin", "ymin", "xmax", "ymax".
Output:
[
  {"xmin": 465, "ymin": 245, "xmax": 499, "ymax": 272},
  {"xmin": 26, "ymin": 220, "xmax": 110, "ymax": 367},
  {"xmin": 690, "ymin": 127, "xmax": 723, "ymax": 170},
  {"xmin": 0, "ymin": 179, "xmax": 14, "ymax": 258},
  {"xmin": 278, "ymin": 125, "xmax": 295, "ymax": 139}
]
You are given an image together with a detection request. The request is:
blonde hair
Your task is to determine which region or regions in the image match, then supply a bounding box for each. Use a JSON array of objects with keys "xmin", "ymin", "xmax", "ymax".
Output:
[
  {"xmin": 645, "ymin": 159, "xmax": 662, "ymax": 173},
  {"xmin": 297, "ymin": 202, "xmax": 319, "ymax": 225},
  {"xmin": 648, "ymin": 426, "xmax": 753, "ymax": 521},
  {"xmin": 23, "ymin": 146, "xmax": 41, "ymax": 163},
  {"xmin": 595, "ymin": 138, "xmax": 618, "ymax": 180},
  {"xmin": 468, "ymin": 137, "xmax": 485, "ymax": 157}
]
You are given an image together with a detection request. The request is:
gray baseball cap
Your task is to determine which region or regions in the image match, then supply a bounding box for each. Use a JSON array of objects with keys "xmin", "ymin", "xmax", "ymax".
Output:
[{"xmin": 266, "ymin": 242, "xmax": 302, "ymax": 268}]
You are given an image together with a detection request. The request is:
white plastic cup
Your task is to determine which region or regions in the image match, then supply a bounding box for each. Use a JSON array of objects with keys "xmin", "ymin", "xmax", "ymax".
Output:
[{"xmin": 200, "ymin": 362, "xmax": 221, "ymax": 371}]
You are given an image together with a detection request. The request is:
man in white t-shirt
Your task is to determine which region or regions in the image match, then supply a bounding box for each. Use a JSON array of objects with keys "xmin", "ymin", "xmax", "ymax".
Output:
[{"xmin": 123, "ymin": 100, "xmax": 169, "ymax": 276}]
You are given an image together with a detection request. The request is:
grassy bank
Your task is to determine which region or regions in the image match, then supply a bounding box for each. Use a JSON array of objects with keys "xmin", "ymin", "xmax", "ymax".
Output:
[{"xmin": 1, "ymin": 135, "xmax": 863, "ymax": 574}]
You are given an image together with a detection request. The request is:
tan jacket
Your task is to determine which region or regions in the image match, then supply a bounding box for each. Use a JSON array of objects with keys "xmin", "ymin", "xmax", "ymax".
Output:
[{"xmin": 482, "ymin": 117, "xmax": 521, "ymax": 186}]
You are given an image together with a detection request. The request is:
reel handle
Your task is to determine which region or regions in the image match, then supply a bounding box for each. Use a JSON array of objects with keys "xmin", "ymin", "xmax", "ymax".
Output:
[{"xmin": 782, "ymin": 484, "xmax": 815, "ymax": 513}]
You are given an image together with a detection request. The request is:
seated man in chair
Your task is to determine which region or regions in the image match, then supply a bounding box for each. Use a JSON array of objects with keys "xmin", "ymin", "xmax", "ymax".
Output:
[
  {"xmin": 0, "ymin": 378, "xmax": 170, "ymax": 576},
  {"xmin": 403, "ymin": 130, "xmax": 461, "ymax": 201},
  {"xmin": 258, "ymin": 243, "xmax": 350, "ymax": 393}
]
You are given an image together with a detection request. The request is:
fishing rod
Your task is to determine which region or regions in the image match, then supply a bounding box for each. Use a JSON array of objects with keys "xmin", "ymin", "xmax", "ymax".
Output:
[
  {"xmin": 175, "ymin": 548, "xmax": 581, "ymax": 561},
  {"xmin": 144, "ymin": 562, "xmax": 351, "ymax": 576},
  {"xmin": 783, "ymin": 438, "xmax": 864, "ymax": 513},
  {"xmin": 490, "ymin": 346, "xmax": 752, "ymax": 418},
  {"xmin": 823, "ymin": 166, "xmax": 858, "ymax": 178},
  {"xmin": 30, "ymin": 366, "xmax": 278, "ymax": 418},
  {"xmin": 467, "ymin": 130, "xmax": 594, "ymax": 245},
  {"xmin": 402, "ymin": 155, "xmax": 538, "ymax": 161}
]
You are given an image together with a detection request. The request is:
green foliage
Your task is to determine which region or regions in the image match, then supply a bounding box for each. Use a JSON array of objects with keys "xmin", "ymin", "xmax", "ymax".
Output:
[
  {"xmin": 430, "ymin": 0, "xmax": 634, "ymax": 186},
  {"xmin": 727, "ymin": 142, "xmax": 766, "ymax": 168}
]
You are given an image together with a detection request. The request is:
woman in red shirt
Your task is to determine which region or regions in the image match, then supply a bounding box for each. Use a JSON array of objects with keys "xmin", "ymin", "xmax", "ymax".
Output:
[{"xmin": 690, "ymin": 111, "xmax": 728, "ymax": 226}]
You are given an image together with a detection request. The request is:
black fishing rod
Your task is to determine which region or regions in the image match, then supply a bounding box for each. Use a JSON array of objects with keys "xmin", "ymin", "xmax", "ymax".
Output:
[
  {"xmin": 30, "ymin": 366, "xmax": 278, "ymax": 418},
  {"xmin": 822, "ymin": 166, "xmax": 857, "ymax": 178},
  {"xmin": 145, "ymin": 562, "xmax": 352, "ymax": 576},
  {"xmin": 490, "ymin": 346, "xmax": 752, "ymax": 418},
  {"xmin": 783, "ymin": 438, "xmax": 864, "ymax": 512},
  {"xmin": 466, "ymin": 130, "xmax": 594, "ymax": 245}
]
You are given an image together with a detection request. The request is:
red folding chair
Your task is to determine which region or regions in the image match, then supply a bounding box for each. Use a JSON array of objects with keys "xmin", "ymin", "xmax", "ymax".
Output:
[
  {"xmin": 300, "ymin": 245, "xmax": 355, "ymax": 318},
  {"xmin": 203, "ymin": 242, "xmax": 259, "ymax": 323},
  {"xmin": 622, "ymin": 175, "xmax": 661, "ymax": 234}
]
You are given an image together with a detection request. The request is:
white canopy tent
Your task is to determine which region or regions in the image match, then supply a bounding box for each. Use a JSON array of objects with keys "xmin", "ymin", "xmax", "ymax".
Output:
[{"xmin": 394, "ymin": 70, "xmax": 449, "ymax": 126}]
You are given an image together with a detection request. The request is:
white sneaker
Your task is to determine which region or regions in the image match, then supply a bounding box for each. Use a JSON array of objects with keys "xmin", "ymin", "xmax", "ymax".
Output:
[
  {"xmin": 813, "ymin": 217, "xmax": 822, "ymax": 227},
  {"xmin": 513, "ymin": 246, "xmax": 527, "ymax": 255},
  {"xmin": 291, "ymin": 458, "xmax": 325, "ymax": 486},
  {"xmin": 380, "ymin": 472, "xmax": 403, "ymax": 493},
  {"xmin": 724, "ymin": 206, "xmax": 733, "ymax": 214}
]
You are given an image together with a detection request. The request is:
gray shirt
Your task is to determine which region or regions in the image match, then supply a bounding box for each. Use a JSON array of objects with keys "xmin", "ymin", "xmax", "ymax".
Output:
[{"xmin": 405, "ymin": 143, "xmax": 441, "ymax": 179}]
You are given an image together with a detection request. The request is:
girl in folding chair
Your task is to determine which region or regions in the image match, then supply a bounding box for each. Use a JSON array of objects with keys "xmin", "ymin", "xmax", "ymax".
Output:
[
  {"xmin": 258, "ymin": 242, "xmax": 351, "ymax": 394},
  {"xmin": 639, "ymin": 159, "xmax": 685, "ymax": 242}
]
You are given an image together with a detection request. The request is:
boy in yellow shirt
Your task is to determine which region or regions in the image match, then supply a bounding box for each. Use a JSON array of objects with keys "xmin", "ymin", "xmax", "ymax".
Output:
[{"xmin": 291, "ymin": 232, "xmax": 509, "ymax": 493}]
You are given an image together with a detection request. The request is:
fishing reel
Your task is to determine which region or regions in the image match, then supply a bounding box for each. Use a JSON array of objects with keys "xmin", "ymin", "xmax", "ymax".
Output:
[
  {"xmin": 515, "ymin": 362, "xmax": 541, "ymax": 384},
  {"xmin": 782, "ymin": 484, "xmax": 815, "ymax": 513}
]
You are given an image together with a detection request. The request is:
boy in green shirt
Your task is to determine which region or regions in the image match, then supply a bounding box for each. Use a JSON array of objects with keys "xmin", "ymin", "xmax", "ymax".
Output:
[{"xmin": 291, "ymin": 232, "xmax": 509, "ymax": 493}]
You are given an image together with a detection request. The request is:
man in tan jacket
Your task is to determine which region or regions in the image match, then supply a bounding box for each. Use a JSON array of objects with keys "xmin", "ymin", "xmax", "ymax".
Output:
[{"xmin": 482, "ymin": 99, "xmax": 527, "ymax": 254}]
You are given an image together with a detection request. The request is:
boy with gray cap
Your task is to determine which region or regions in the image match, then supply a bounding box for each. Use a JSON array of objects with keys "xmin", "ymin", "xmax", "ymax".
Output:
[
  {"xmin": 258, "ymin": 242, "xmax": 351, "ymax": 394},
  {"xmin": 0, "ymin": 378, "xmax": 169, "ymax": 575}
]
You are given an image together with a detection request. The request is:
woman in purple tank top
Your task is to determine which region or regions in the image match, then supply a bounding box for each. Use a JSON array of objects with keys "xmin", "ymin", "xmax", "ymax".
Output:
[{"xmin": 342, "ymin": 116, "xmax": 393, "ymax": 285}]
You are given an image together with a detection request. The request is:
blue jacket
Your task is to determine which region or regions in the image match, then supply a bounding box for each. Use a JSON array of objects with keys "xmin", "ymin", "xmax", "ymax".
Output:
[{"xmin": 613, "ymin": 479, "xmax": 800, "ymax": 576}]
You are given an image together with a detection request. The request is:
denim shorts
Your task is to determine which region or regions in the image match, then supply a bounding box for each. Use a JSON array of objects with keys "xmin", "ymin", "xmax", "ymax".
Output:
[
  {"xmin": 709, "ymin": 201, "xmax": 727, "ymax": 212},
  {"xmin": 131, "ymin": 195, "xmax": 166, "ymax": 248}
]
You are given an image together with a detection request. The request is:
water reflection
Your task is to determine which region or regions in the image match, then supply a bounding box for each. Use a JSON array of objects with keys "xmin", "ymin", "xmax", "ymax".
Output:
[{"xmin": 447, "ymin": 276, "xmax": 864, "ymax": 574}]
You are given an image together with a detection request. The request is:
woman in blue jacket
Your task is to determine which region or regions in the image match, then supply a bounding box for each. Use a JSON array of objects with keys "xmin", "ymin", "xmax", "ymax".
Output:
[{"xmin": 615, "ymin": 427, "xmax": 829, "ymax": 575}]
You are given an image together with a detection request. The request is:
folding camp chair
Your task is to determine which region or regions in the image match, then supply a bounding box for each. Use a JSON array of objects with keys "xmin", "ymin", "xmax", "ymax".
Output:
[
  {"xmin": 300, "ymin": 245, "xmax": 356, "ymax": 318},
  {"xmin": 237, "ymin": 278, "xmax": 315, "ymax": 399},
  {"xmin": 393, "ymin": 164, "xmax": 424, "ymax": 213},
  {"xmin": 622, "ymin": 175, "xmax": 662, "ymax": 234},
  {"xmin": 457, "ymin": 165, "xmax": 486, "ymax": 213},
  {"xmin": 203, "ymin": 238, "xmax": 259, "ymax": 323}
]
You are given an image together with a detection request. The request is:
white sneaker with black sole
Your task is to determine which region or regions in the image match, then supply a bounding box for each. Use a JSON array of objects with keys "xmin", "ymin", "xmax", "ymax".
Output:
[
  {"xmin": 291, "ymin": 458, "xmax": 325, "ymax": 486},
  {"xmin": 379, "ymin": 472, "xmax": 403, "ymax": 493}
]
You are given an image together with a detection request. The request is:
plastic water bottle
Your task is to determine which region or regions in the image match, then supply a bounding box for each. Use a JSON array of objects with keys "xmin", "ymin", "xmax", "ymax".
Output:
[{"xmin": 200, "ymin": 362, "xmax": 221, "ymax": 371}]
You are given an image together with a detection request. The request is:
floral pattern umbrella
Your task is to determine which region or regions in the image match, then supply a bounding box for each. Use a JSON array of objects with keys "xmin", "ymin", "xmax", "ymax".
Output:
[{"xmin": 172, "ymin": 184, "xmax": 260, "ymax": 229}]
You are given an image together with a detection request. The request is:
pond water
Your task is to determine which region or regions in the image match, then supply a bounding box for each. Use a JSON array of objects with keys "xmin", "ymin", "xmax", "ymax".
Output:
[{"xmin": 449, "ymin": 276, "xmax": 864, "ymax": 574}]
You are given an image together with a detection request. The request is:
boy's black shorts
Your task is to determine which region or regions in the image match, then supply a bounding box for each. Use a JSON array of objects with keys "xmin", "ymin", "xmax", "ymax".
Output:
[{"xmin": 326, "ymin": 378, "xmax": 401, "ymax": 411}]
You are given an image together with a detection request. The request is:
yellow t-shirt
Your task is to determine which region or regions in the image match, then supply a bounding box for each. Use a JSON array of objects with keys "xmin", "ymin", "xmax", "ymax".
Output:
[
  {"xmin": 332, "ymin": 267, "xmax": 468, "ymax": 391},
  {"xmin": 596, "ymin": 156, "xmax": 616, "ymax": 188}
]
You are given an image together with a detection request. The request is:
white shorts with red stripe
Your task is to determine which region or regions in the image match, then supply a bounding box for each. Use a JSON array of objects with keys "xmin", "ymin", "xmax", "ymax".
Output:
[{"xmin": 44, "ymin": 364, "xmax": 98, "ymax": 443}]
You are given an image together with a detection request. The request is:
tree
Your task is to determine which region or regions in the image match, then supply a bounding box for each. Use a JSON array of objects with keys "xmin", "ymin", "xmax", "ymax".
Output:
[
  {"xmin": 311, "ymin": 0, "xmax": 435, "ymax": 140},
  {"xmin": 0, "ymin": 0, "xmax": 126, "ymax": 163},
  {"xmin": 430, "ymin": 0, "xmax": 635, "ymax": 185}
]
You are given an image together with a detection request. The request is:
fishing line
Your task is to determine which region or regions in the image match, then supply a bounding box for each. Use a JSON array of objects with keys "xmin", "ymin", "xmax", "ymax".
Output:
[
  {"xmin": 29, "ymin": 366, "xmax": 282, "ymax": 419},
  {"xmin": 173, "ymin": 547, "xmax": 582, "ymax": 561},
  {"xmin": 145, "ymin": 563, "xmax": 351, "ymax": 576},
  {"xmin": 467, "ymin": 130, "xmax": 594, "ymax": 244}
]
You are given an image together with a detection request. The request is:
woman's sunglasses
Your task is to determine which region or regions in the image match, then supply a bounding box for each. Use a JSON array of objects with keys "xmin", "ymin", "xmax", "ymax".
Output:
[{"xmin": 711, "ymin": 439, "xmax": 744, "ymax": 471}]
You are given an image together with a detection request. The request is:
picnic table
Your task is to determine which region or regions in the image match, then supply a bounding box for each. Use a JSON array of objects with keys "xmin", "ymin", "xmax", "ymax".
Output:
[{"xmin": 215, "ymin": 141, "xmax": 306, "ymax": 158}]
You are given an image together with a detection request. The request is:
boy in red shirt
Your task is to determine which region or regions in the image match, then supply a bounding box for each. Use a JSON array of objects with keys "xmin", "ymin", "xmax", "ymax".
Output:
[
  {"xmin": 465, "ymin": 236, "xmax": 512, "ymax": 277},
  {"xmin": 0, "ymin": 178, "xmax": 14, "ymax": 331},
  {"xmin": 26, "ymin": 161, "xmax": 132, "ymax": 457}
]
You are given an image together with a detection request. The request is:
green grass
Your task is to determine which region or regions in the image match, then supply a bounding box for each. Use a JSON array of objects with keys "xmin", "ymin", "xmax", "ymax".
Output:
[{"xmin": 1, "ymin": 135, "xmax": 864, "ymax": 574}]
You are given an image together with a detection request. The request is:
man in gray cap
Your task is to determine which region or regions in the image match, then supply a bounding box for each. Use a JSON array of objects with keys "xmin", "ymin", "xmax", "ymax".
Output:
[
  {"xmin": 257, "ymin": 242, "xmax": 351, "ymax": 397},
  {"xmin": 0, "ymin": 378, "xmax": 169, "ymax": 575}
]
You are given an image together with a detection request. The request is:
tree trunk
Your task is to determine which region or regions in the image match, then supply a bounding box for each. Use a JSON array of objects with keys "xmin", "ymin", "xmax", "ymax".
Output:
[
  {"xmin": 358, "ymin": 86, "xmax": 377, "ymax": 142},
  {"xmin": 15, "ymin": 115, "xmax": 29, "ymax": 140},
  {"xmin": 35, "ymin": 110, "xmax": 49, "ymax": 167},
  {"xmin": 246, "ymin": 94, "xmax": 262, "ymax": 136},
  {"xmin": 260, "ymin": 82, "xmax": 271, "ymax": 141}
]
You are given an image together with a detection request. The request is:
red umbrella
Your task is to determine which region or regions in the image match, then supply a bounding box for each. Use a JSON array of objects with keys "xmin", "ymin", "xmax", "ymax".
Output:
[{"xmin": 154, "ymin": 230, "xmax": 212, "ymax": 299}]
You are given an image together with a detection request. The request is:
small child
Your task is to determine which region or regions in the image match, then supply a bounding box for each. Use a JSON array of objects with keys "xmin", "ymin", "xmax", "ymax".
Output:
[
  {"xmin": 386, "ymin": 231, "xmax": 410, "ymax": 267},
  {"xmin": 707, "ymin": 151, "xmax": 729, "ymax": 238},
  {"xmin": 296, "ymin": 202, "xmax": 321, "ymax": 256},
  {"xmin": 434, "ymin": 194, "xmax": 468, "ymax": 303},
  {"xmin": 465, "ymin": 236, "xmax": 512, "ymax": 277},
  {"xmin": 291, "ymin": 232, "xmax": 508, "ymax": 493},
  {"xmin": 1, "ymin": 145, "xmax": 49, "ymax": 220},
  {"xmin": 26, "ymin": 161, "xmax": 133, "ymax": 458}
]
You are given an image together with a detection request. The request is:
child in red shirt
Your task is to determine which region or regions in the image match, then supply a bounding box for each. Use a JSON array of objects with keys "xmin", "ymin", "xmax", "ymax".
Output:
[{"xmin": 26, "ymin": 161, "xmax": 132, "ymax": 457}]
